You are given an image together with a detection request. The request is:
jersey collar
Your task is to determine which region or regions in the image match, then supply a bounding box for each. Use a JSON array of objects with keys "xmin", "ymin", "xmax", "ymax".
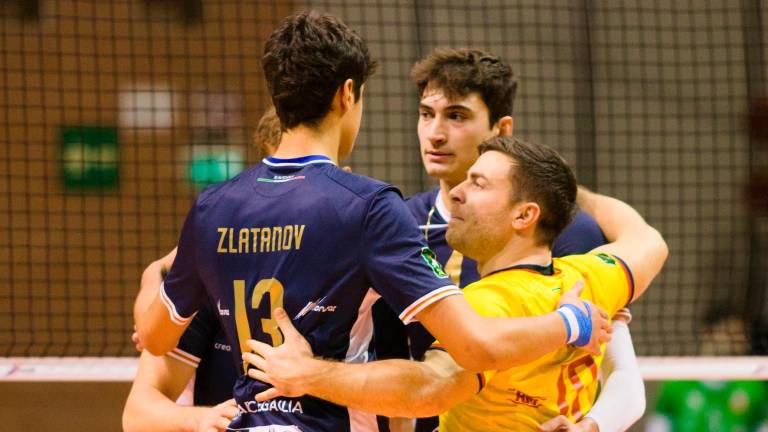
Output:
[
  {"xmin": 484, "ymin": 262, "xmax": 555, "ymax": 278},
  {"xmin": 434, "ymin": 189, "xmax": 452, "ymax": 222},
  {"xmin": 263, "ymin": 155, "xmax": 335, "ymax": 167}
]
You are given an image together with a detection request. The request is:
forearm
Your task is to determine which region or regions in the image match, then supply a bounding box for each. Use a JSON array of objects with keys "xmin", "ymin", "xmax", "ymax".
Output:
[
  {"xmin": 123, "ymin": 384, "xmax": 208, "ymax": 432},
  {"xmin": 418, "ymin": 296, "xmax": 567, "ymax": 372},
  {"xmin": 301, "ymin": 357, "xmax": 461, "ymax": 418},
  {"xmin": 475, "ymin": 313, "xmax": 566, "ymax": 370}
]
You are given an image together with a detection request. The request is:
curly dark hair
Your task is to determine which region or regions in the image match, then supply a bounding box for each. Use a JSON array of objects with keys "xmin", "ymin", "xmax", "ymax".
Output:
[
  {"xmin": 262, "ymin": 10, "xmax": 378, "ymax": 129},
  {"xmin": 411, "ymin": 48, "xmax": 517, "ymax": 126}
]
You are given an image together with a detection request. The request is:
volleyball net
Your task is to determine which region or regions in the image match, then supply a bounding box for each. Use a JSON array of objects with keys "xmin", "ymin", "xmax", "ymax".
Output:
[{"xmin": 1, "ymin": 0, "xmax": 767, "ymax": 381}]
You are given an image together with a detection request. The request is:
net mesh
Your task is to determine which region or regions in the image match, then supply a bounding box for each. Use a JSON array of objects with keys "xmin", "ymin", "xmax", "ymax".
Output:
[{"xmin": 0, "ymin": 0, "xmax": 766, "ymax": 357}]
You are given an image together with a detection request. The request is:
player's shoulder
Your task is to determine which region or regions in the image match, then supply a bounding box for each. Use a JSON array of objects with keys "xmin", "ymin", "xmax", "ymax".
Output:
[
  {"xmin": 323, "ymin": 167, "xmax": 402, "ymax": 201},
  {"xmin": 194, "ymin": 164, "xmax": 260, "ymax": 208}
]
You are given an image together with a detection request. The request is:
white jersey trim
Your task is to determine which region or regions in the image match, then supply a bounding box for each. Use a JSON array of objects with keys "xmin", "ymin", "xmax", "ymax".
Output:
[
  {"xmin": 399, "ymin": 285, "xmax": 462, "ymax": 324},
  {"xmin": 167, "ymin": 348, "xmax": 202, "ymax": 368},
  {"xmin": 261, "ymin": 158, "xmax": 336, "ymax": 167},
  {"xmin": 159, "ymin": 282, "xmax": 195, "ymax": 326}
]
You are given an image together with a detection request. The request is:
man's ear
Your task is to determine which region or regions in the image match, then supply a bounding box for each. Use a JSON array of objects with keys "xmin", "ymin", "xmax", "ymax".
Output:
[
  {"xmin": 339, "ymin": 78, "xmax": 356, "ymax": 112},
  {"xmin": 511, "ymin": 201, "xmax": 541, "ymax": 231},
  {"xmin": 496, "ymin": 116, "xmax": 514, "ymax": 136}
]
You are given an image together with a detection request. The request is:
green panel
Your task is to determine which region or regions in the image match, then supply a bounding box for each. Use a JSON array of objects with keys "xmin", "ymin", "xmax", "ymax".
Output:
[
  {"xmin": 61, "ymin": 126, "xmax": 119, "ymax": 191},
  {"xmin": 187, "ymin": 147, "xmax": 244, "ymax": 186}
]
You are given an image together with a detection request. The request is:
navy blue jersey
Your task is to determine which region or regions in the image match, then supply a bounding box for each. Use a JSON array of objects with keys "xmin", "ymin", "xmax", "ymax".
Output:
[
  {"xmin": 167, "ymin": 303, "xmax": 237, "ymax": 406},
  {"xmin": 161, "ymin": 156, "xmax": 460, "ymax": 431},
  {"xmin": 373, "ymin": 187, "xmax": 608, "ymax": 432}
]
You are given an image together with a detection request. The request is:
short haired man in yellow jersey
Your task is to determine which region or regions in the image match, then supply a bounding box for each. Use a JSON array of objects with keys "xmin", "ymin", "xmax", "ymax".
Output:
[{"xmin": 242, "ymin": 136, "xmax": 668, "ymax": 431}]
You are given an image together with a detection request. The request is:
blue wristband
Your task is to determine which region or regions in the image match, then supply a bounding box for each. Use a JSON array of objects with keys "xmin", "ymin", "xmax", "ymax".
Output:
[{"xmin": 558, "ymin": 303, "xmax": 593, "ymax": 347}]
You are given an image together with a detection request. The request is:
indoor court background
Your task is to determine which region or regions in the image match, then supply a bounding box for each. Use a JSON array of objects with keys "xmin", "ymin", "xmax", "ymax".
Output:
[{"xmin": 1, "ymin": 1, "xmax": 767, "ymax": 430}]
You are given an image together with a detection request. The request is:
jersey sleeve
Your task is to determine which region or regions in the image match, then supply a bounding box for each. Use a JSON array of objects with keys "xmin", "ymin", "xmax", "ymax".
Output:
[
  {"xmin": 167, "ymin": 304, "xmax": 218, "ymax": 368},
  {"xmin": 363, "ymin": 189, "xmax": 461, "ymax": 324},
  {"xmin": 569, "ymin": 252, "xmax": 635, "ymax": 316},
  {"xmin": 552, "ymin": 209, "xmax": 607, "ymax": 257},
  {"xmin": 160, "ymin": 201, "xmax": 207, "ymax": 324}
]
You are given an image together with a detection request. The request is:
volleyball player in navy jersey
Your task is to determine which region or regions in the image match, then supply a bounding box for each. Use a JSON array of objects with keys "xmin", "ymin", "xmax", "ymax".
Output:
[
  {"xmin": 123, "ymin": 109, "xmax": 281, "ymax": 432},
  {"xmin": 134, "ymin": 11, "xmax": 611, "ymax": 432}
]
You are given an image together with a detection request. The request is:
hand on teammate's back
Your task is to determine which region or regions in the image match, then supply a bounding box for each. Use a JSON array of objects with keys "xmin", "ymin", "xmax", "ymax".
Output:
[
  {"xmin": 242, "ymin": 308, "xmax": 315, "ymax": 401},
  {"xmin": 195, "ymin": 399, "xmax": 239, "ymax": 432}
]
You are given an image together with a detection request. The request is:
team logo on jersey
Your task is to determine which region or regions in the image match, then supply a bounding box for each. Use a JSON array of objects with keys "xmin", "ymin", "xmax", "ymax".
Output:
[
  {"xmin": 420, "ymin": 247, "xmax": 448, "ymax": 278},
  {"xmin": 507, "ymin": 388, "xmax": 546, "ymax": 408},
  {"xmin": 595, "ymin": 253, "xmax": 616, "ymax": 265},
  {"xmin": 257, "ymin": 175, "xmax": 306, "ymax": 183},
  {"xmin": 294, "ymin": 296, "xmax": 338, "ymax": 319}
]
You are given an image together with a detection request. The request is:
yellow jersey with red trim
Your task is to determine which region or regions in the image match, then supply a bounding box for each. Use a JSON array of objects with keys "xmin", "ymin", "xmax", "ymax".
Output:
[{"xmin": 438, "ymin": 252, "xmax": 634, "ymax": 432}]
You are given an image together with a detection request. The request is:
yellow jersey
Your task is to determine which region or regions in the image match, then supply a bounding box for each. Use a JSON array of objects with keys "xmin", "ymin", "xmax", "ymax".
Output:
[{"xmin": 439, "ymin": 252, "xmax": 634, "ymax": 432}]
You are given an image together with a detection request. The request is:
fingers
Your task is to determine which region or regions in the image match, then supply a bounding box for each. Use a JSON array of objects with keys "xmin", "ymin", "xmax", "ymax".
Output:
[
  {"xmin": 242, "ymin": 351, "xmax": 267, "ymax": 371},
  {"xmin": 247, "ymin": 367, "xmax": 273, "ymax": 385},
  {"xmin": 216, "ymin": 416, "xmax": 230, "ymax": 431},
  {"xmin": 131, "ymin": 325, "xmax": 144, "ymax": 352},
  {"xmin": 246, "ymin": 338, "xmax": 272, "ymax": 356},
  {"xmin": 273, "ymin": 308, "xmax": 302, "ymax": 341},
  {"xmin": 612, "ymin": 307, "xmax": 632, "ymax": 324},
  {"xmin": 216, "ymin": 399, "xmax": 239, "ymax": 419},
  {"xmin": 539, "ymin": 415, "xmax": 570, "ymax": 431},
  {"xmin": 255, "ymin": 387, "xmax": 284, "ymax": 402},
  {"xmin": 570, "ymin": 280, "xmax": 584, "ymax": 296}
]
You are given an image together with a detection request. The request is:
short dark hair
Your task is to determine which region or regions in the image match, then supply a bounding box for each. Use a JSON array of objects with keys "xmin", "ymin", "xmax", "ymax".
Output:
[
  {"xmin": 411, "ymin": 48, "xmax": 517, "ymax": 126},
  {"xmin": 262, "ymin": 10, "xmax": 377, "ymax": 129},
  {"xmin": 479, "ymin": 136, "xmax": 576, "ymax": 247}
]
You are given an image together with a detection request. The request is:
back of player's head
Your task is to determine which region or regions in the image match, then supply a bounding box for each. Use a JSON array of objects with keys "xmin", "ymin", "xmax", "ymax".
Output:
[
  {"xmin": 411, "ymin": 48, "xmax": 517, "ymax": 126},
  {"xmin": 262, "ymin": 10, "xmax": 378, "ymax": 130},
  {"xmin": 252, "ymin": 106, "xmax": 281, "ymax": 160},
  {"xmin": 479, "ymin": 136, "xmax": 576, "ymax": 247}
]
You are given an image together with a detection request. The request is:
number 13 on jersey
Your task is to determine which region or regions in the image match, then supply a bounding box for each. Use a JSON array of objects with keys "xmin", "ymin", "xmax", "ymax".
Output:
[{"xmin": 234, "ymin": 278, "xmax": 285, "ymax": 373}]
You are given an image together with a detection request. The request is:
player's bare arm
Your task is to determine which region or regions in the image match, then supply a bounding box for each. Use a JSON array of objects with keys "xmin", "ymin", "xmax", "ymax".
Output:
[
  {"xmin": 134, "ymin": 248, "xmax": 191, "ymax": 356},
  {"xmin": 123, "ymin": 350, "xmax": 237, "ymax": 432},
  {"xmin": 577, "ymin": 187, "xmax": 669, "ymax": 300},
  {"xmin": 413, "ymin": 284, "xmax": 612, "ymax": 372},
  {"xmin": 243, "ymin": 308, "xmax": 479, "ymax": 418}
]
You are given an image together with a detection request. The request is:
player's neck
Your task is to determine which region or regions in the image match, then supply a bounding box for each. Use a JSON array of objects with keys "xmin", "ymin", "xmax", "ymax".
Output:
[
  {"xmin": 478, "ymin": 240, "xmax": 552, "ymax": 278},
  {"xmin": 273, "ymin": 123, "xmax": 342, "ymax": 164}
]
